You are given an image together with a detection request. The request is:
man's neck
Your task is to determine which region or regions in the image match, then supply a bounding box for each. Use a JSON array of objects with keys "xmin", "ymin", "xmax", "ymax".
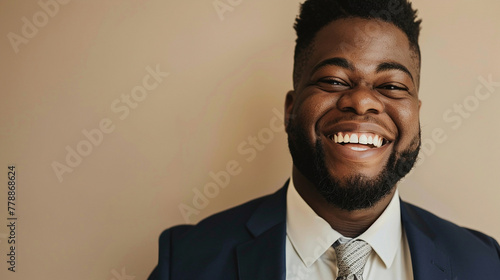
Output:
[{"xmin": 292, "ymin": 168, "xmax": 396, "ymax": 238}]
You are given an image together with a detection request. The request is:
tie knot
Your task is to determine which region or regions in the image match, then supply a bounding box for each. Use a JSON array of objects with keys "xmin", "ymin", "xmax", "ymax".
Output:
[{"xmin": 334, "ymin": 239, "xmax": 372, "ymax": 280}]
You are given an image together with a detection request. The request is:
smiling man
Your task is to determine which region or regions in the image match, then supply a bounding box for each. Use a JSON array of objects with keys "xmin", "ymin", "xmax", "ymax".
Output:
[{"xmin": 149, "ymin": 0, "xmax": 500, "ymax": 279}]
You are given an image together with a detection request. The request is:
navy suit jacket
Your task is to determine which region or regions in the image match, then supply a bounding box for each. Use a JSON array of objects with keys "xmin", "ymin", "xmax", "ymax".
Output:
[{"xmin": 149, "ymin": 183, "xmax": 500, "ymax": 279}]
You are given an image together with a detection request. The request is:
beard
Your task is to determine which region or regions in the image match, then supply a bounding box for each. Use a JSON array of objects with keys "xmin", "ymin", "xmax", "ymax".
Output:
[{"xmin": 287, "ymin": 119, "xmax": 421, "ymax": 211}]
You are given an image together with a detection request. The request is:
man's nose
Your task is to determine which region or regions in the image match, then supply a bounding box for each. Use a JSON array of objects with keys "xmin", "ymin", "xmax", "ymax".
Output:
[{"xmin": 336, "ymin": 87, "xmax": 384, "ymax": 115}]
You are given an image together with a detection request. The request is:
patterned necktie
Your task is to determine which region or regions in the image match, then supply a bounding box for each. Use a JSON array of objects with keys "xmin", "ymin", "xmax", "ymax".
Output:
[{"xmin": 334, "ymin": 239, "xmax": 372, "ymax": 280}]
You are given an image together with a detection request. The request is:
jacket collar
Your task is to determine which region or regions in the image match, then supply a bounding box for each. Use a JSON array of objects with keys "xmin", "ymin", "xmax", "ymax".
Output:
[
  {"xmin": 236, "ymin": 181, "xmax": 289, "ymax": 280},
  {"xmin": 400, "ymin": 200, "xmax": 452, "ymax": 280}
]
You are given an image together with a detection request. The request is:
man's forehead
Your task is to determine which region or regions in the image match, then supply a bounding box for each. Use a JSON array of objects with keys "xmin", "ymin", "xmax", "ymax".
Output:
[
  {"xmin": 313, "ymin": 18, "xmax": 413, "ymax": 62},
  {"xmin": 306, "ymin": 17, "xmax": 420, "ymax": 83}
]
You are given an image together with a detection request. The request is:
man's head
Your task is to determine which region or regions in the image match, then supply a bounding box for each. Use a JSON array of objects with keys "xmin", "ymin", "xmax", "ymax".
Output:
[
  {"xmin": 293, "ymin": 0, "xmax": 422, "ymax": 89},
  {"xmin": 286, "ymin": 0, "xmax": 422, "ymax": 211}
]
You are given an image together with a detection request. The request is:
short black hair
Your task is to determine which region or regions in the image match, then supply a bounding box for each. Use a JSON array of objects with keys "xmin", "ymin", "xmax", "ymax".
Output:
[{"xmin": 293, "ymin": 0, "xmax": 422, "ymax": 88}]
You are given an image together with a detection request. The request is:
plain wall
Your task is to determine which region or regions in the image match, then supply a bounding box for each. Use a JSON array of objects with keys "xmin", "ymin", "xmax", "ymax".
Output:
[{"xmin": 1, "ymin": 0, "xmax": 499, "ymax": 279}]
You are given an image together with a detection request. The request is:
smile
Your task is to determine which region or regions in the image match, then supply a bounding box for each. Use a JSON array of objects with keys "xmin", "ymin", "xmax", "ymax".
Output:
[{"xmin": 329, "ymin": 132, "xmax": 389, "ymax": 149}]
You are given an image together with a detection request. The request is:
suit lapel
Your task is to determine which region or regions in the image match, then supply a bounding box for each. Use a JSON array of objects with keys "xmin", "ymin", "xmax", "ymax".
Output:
[
  {"xmin": 236, "ymin": 183, "xmax": 288, "ymax": 280},
  {"xmin": 401, "ymin": 201, "xmax": 452, "ymax": 280}
]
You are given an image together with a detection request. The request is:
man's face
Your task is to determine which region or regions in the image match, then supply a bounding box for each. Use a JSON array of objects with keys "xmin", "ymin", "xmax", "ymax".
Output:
[{"xmin": 286, "ymin": 17, "xmax": 421, "ymax": 210}]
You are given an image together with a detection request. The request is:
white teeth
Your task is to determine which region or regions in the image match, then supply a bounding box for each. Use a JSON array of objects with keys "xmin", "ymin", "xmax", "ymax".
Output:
[
  {"xmin": 331, "ymin": 132, "xmax": 387, "ymax": 148},
  {"xmin": 350, "ymin": 146, "xmax": 369, "ymax": 151},
  {"xmin": 373, "ymin": 135, "xmax": 380, "ymax": 147},
  {"xmin": 374, "ymin": 136, "xmax": 383, "ymax": 148},
  {"xmin": 350, "ymin": 134, "xmax": 358, "ymax": 144},
  {"xmin": 359, "ymin": 134, "xmax": 368, "ymax": 144}
]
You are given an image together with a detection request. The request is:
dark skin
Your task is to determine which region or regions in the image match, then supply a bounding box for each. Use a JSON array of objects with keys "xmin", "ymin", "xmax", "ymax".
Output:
[{"xmin": 285, "ymin": 18, "xmax": 422, "ymax": 237}]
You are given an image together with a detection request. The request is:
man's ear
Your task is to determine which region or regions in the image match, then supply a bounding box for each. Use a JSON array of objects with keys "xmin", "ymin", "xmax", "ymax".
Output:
[
  {"xmin": 285, "ymin": 90, "xmax": 295, "ymax": 132},
  {"xmin": 418, "ymin": 99, "xmax": 422, "ymax": 111}
]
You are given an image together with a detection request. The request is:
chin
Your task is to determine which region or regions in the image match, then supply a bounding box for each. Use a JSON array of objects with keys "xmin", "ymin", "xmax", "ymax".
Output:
[{"xmin": 289, "ymin": 134, "xmax": 420, "ymax": 211}]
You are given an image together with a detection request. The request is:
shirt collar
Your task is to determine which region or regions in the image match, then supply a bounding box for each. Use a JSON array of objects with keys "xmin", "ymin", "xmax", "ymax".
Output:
[{"xmin": 286, "ymin": 178, "xmax": 402, "ymax": 268}]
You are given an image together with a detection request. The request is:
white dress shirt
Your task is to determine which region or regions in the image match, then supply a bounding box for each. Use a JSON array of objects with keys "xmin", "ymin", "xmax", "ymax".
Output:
[{"xmin": 285, "ymin": 179, "xmax": 414, "ymax": 280}]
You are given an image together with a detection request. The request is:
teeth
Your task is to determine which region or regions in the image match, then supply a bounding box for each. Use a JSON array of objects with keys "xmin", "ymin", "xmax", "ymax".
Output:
[
  {"xmin": 374, "ymin": 136, "xmax": 383, "ymax": 148},
  {"xmin": 350, "ymin": 146, "xmax": 369, "ymax": 151},
  {"xmin": 350, "ymin": 134, "xmax": 358, "ymax": 144},
  {"xmin": 331, "ymin": 132, "xmax": 387, "ymax": 148},
  {"xmin": 359, "ymin": 135, "xmax": 368, "ymax": 144},
  {"xmin": 349, "ymin": 147, "xmax": 369, "ymax": 152}
]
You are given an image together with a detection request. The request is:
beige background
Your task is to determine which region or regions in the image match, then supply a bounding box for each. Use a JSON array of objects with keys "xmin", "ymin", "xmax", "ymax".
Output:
[{"xmin": 0, "ymin": 0, "xmax": 499, "ymax": 279}]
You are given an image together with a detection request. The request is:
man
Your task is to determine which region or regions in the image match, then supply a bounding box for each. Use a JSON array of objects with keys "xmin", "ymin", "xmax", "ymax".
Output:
[{"xmin": 149, "ymin": 0, "xmax": 500, "ymax": 279}]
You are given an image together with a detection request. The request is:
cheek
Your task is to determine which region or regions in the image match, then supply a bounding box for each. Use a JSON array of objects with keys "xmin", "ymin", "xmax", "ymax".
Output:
[
  {"xmin": 292, "ymin": 93, "xmax": 337, "ymax": 135},
  {"xmin": 386, "ymin": 102, "xmax": 420, "ymax": 146}
]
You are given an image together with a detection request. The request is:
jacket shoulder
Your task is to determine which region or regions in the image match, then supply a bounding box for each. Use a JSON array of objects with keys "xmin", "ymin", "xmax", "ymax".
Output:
[
  {"xmin": 175, "ymin": 191, "xmax": 276, "ymax": 238},
  {"xmin": 402, "ymin": 201, "xmax": 500, "ymax": 259},
  {"xmin": 154, "ymin": 188, "xmax": 286, "ymax": 279}
]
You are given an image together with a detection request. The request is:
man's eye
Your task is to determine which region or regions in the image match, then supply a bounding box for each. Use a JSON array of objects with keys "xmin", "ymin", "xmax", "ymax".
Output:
[
  {"xmin": 377, "ymin": 83, "xmax": 411, "ymax": 99},
  {"xmin": 314, "ymin": 78, "xmax": 349, "ymax": 92},
  {"xmin": 316, "ymin": 79, "xmax": 350, "ymax": 92},
  {"xmin": 379, "ymin": 84, "xmax": 407, "ymax": 91},
  {"xmin": 319, "ymin": 79, "xmax": 346, "ymax": 86}
]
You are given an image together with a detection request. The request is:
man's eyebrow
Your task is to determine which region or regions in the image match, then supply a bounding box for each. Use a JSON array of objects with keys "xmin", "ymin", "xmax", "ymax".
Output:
[
  {"xmin": 376, "ymin": 62, "xmax": 414, "ymax": 83},
  {"xmin": 311, "ymin": 57, "xmax": 354, "ymax": 74}
]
